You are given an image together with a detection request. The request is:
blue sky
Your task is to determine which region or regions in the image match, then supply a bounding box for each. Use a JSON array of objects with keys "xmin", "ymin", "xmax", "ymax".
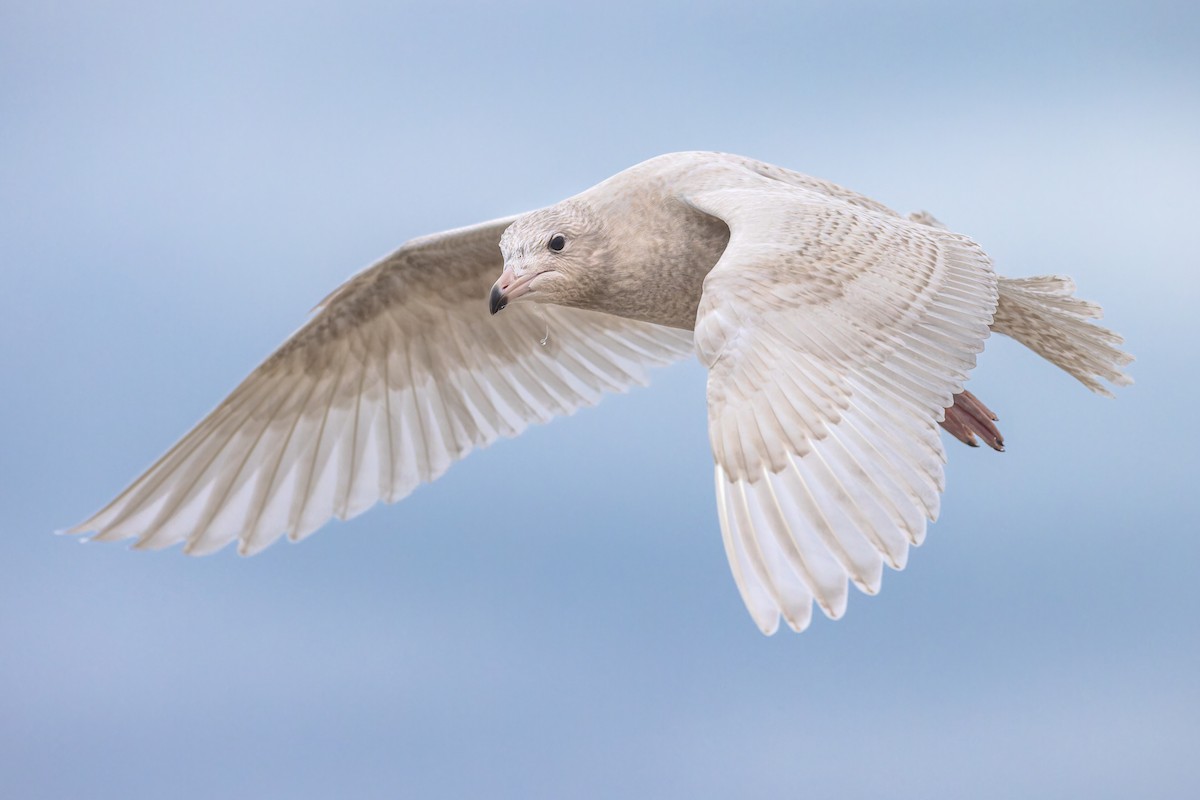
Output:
[{"xmin": 2, "ymin": 1, "xmax": 1197, "ymax": 797}]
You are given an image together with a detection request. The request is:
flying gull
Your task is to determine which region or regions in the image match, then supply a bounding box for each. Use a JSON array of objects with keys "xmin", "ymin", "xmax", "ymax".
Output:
[{"xmin": 70, "ymin": 152, "xmax": 1133, "ymax": 634}]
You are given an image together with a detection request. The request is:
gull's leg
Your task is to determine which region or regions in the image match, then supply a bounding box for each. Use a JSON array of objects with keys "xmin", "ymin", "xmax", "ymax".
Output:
[{"xmin": 940, "ymin": 389, "xmax": 1005, "ymax": 451}]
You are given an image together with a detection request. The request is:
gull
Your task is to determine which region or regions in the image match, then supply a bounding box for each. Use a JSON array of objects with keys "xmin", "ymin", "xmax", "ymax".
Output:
[{"xmin": 69, "ymin": 152, "xmax": 1133, "ymax": 634}]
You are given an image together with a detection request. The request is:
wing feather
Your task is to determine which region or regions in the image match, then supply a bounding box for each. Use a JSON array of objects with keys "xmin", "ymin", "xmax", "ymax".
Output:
[
  {"xmin": 688, "ymin": 174, "xmax": 997, "ymax": 633},
  {"xmin": 71, "ymin": 217, "xmax": 693, "ymax": 554}
]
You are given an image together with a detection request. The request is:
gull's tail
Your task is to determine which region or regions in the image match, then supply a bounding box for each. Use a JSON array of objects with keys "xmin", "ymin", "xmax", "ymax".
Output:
[{"xmin": 993, "ymin": 275, "xmax": 1134, "ymax": 397}]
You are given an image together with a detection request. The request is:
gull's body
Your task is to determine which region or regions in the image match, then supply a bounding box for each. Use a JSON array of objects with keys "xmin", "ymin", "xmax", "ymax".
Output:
[{"xmin": 71, "ymin": 152, "xmax": 1132, "ymax": 634}]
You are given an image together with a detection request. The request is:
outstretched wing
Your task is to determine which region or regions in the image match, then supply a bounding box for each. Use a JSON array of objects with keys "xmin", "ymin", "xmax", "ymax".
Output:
[
  {"xmin": 71, "ymin": 217, "xmax": 693, "ymax": 556},
  {"xmin": 686, "ymin": 175, "xmax": 998, "ymax": 634}
]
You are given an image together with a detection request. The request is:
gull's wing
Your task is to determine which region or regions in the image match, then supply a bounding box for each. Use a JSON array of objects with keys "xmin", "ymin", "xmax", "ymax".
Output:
[
  {"xmin": 685, "ymin": 177, "xmax": 998, "ymax": 634},
  {"xmin": 71, "ymin": 217, "xmax": 693, "ymax": 556}
]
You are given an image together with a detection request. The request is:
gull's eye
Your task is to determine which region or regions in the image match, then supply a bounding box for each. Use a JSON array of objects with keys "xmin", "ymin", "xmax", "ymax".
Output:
[{"xmin": 548, "ymin": 233, "xmax": 566, "ymax": 253}]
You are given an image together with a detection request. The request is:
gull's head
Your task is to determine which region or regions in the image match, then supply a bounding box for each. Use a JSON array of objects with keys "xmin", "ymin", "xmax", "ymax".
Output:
[{"xmin": 491, "ymin": 201, "xmax": 609, "ymax": 315}]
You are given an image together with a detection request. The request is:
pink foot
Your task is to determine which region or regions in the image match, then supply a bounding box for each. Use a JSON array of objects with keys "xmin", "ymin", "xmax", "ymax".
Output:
[{"xmin": 941, "ymin": 389, "xmax": 1005, "ymax": 451}]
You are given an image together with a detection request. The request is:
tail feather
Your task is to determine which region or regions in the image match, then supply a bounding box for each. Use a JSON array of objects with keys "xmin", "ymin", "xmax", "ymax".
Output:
[{"xmin": 993, "ymin": 275, "xmax": 1133, "ymax": 397}]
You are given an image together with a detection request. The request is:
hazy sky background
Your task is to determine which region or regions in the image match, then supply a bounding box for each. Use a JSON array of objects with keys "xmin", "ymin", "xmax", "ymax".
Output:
[{"xmin": 2, "ymin": 1, "xmax": 1197, "ymax": 797}]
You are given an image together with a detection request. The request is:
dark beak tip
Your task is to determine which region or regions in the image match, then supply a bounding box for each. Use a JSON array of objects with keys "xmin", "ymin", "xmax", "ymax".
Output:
[{"xmin": 489, "ymin": 285, "xmax": 507, "ymax": 316}]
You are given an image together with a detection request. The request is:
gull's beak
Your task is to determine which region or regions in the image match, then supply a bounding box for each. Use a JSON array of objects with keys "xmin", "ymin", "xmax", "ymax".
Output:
[
  {"xmin": 489, "ymin": 266, "xmax": 536, "ymax": 315},
  {"xmin": 488, "ymin": 281, "xmax": 508, "ymax": 315}
]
